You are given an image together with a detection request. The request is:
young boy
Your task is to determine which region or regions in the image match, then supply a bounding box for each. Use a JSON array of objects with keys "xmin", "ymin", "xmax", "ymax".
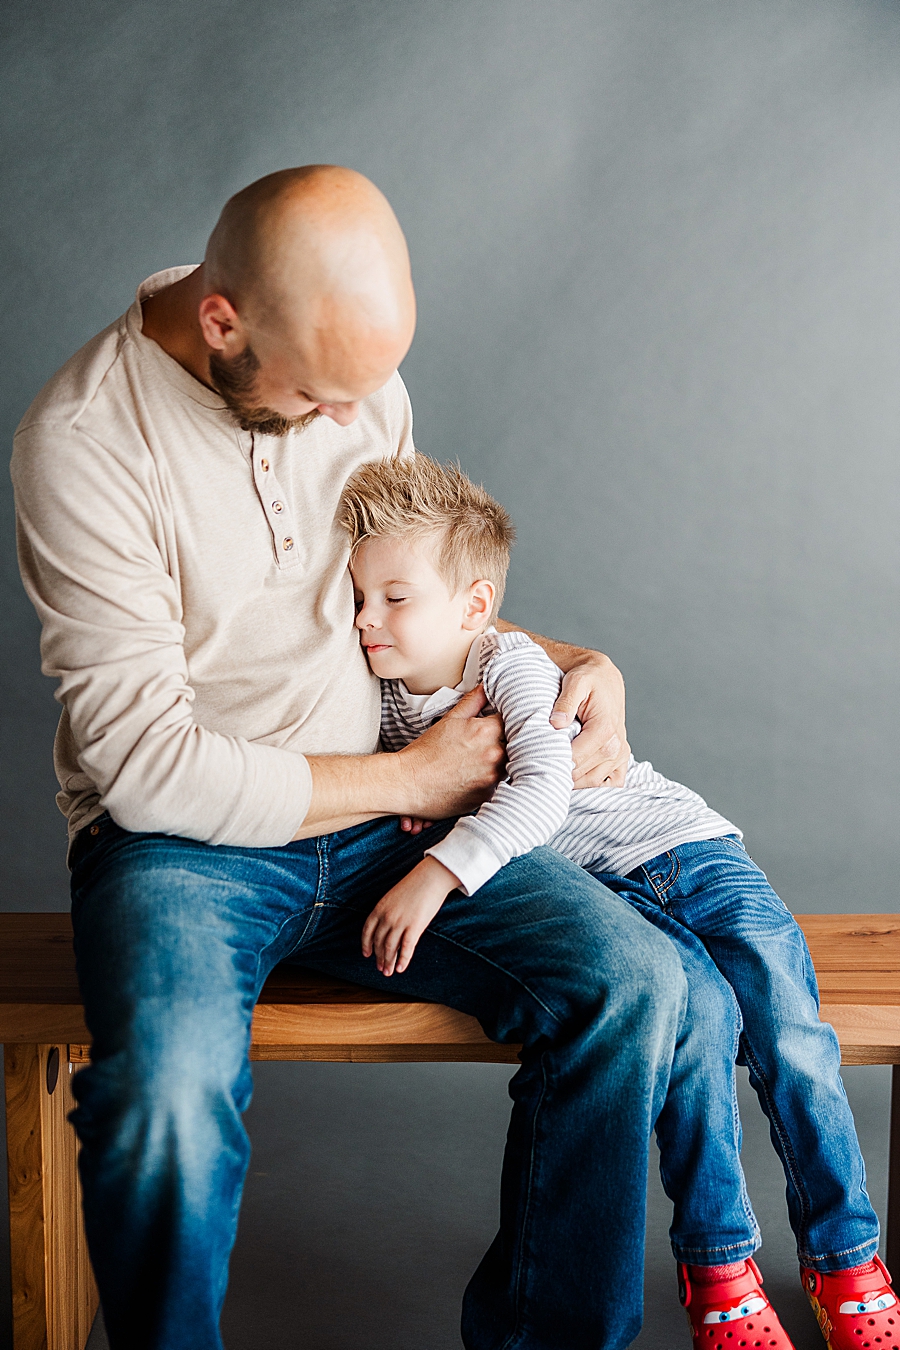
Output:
[{"xmin": 338, "ymin": 454, "xmax": 894, "ymax": 1350}]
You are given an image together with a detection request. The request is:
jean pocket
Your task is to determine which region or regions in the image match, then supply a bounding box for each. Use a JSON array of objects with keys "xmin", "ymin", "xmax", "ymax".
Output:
[
  {"xmin": 70, "ymin": 813, "xmax": 117, "ymax": 886},
  {"xmin": 717, "ymin": 834, "xmax": 747, "ymax": 854}
]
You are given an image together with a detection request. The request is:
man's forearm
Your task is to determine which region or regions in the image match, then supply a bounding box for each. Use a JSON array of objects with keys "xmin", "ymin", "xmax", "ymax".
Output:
[
  {"xmin": 291, "ymin": 752, "xmax": 405, "ymax": 840},
  {"xmin": 495, "ymin": 618, "xmax": 615, "ymax": 675}
]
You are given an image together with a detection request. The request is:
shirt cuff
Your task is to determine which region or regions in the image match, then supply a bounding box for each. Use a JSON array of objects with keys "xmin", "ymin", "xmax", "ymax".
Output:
[
  {"xmin": 212, "ymin": 745, "xmax": 313, "ymax": 847},
  {"xmin": 426, "ymin": 824, "xmax": 505, "ymax": 896}
]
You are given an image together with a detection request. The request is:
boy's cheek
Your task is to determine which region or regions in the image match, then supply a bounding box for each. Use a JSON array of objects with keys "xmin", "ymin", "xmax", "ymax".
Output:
[{"xmin": 365, "ymin": 649, "xmax": 398, "ymax": 677}]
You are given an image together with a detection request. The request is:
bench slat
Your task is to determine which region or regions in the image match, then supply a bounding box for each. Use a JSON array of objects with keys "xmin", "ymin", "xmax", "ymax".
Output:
[{"xmin": 2, "ymin": 912, "xmax": 898, "ymax": 1064}]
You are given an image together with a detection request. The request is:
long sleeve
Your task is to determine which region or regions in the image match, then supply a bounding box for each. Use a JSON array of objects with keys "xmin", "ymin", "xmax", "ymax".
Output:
[
  {"xmin": 426, "ymin": 635, "xmax": 574, "ymax": 894},
  {"xmin": 13, "ymin": 423, "xmax": 314, "ymax": 846}
]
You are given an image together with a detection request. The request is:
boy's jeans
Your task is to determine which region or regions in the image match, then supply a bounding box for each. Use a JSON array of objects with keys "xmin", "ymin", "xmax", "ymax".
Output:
[
  {"xmin": 591, "ymin": 836, "xmax": 880, "ymax": 1272},
  {"xmin": 69, "ymin": 812, "xmax": 687, "ymax": 1350}
]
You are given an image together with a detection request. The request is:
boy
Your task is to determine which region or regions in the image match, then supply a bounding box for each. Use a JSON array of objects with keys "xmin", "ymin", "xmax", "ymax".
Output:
[{"xmin": 338, "ymin": 454, "xmax": 894, "ymax": 1350}]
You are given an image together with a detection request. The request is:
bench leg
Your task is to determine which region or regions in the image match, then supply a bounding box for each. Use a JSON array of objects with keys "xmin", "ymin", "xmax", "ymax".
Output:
[
  {"xmin": 887, "ymin": 1064, "xmax": 900, "ymax": 1277},
  {"xmin": 4, "ymin": 1044, "xmax": 99, "ymax": 1350}
]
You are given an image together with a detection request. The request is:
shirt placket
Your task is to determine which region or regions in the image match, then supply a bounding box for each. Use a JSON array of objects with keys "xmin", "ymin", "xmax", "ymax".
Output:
[{"xmin": 252, "ymin": 440, "xmax": 301, "ymax": 571}]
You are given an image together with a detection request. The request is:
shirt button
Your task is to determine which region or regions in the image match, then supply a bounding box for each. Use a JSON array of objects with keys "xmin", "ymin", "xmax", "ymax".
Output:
[
  {"xmin": 260, "ymin": 458, "xmax": 270, "ymax": 472},
  {"xmin": 282, "ymin": 537, "xmax": 294, "ymax": 551},
  {"xmin": 271, "ymin": 500, "xmax": 284, "ymax": 513},
  {"xmin": 90, "ymin": 823, "xmax": 100, "ymax": 836}
]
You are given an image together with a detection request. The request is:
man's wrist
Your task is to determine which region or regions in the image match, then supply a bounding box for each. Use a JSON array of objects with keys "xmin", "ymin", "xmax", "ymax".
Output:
[{"xmin": 294, "ymin": 750, "xmax": 411, "ymax": 839}]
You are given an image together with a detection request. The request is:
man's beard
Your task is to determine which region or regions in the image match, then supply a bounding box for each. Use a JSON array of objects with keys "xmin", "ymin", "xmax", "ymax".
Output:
[{"xmin": 209, "ymin": 345, "xmax": 321, "ymax": 437}]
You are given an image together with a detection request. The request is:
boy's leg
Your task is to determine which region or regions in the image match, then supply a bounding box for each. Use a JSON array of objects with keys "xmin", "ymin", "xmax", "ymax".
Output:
[
  {"xmin": 654, "ymin": 837, "xmax": 880, "ymax": 1272},
  {"xmin": 590, "ymin": 865, "xmax": 761, "ymax": 1266},
  {"xmin": 69, "ymin": 815, "xmax": 323, "ymax": 1350},
  {"xmin": 292, "ymin": 823, "xmax": 689, "ymax": 1350}
]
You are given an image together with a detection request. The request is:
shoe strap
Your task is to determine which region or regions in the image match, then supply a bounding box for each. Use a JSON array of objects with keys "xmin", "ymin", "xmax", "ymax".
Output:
[
  {"xmin": 681, "ymin": 1258, "xmax": 766, "ymax": 1309},
  {"xmin": 825, "ymin": 1256, "xmax": 892, "ymax": 1298},
  {"xmin": 806, "ymin": 1255, "xmax": 893, "ymax": 1300}
]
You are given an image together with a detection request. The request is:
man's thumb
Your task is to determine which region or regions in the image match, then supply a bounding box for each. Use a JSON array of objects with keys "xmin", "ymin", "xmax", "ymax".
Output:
[
  {"xmin": 447, "ymin": 683, "xmax": 488, "ymax": 718},
  {"xmin": 550, "ymin": 695, "xmax": 578, "ymax": 728},
  {"xmin": 550, "ymin": 670, "xmax": 587, "ymax": 727}
]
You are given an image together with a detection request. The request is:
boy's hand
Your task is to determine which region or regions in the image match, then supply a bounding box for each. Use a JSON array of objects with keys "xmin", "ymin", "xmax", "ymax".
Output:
[
  {"xmin": 362, "ymin": 857, "xmax": 460, "ymax": 977},
  {"xmin": 399, "ymin": 816, "xmax": 434, "ymax": 834}
]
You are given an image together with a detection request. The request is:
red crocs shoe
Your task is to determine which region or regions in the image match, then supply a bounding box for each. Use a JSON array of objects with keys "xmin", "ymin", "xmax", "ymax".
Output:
[
  {"xmin": 802, "ymin": 1256, "xmax": 898, "ymax": 1349},
  {"xmin": 678, "ymin": 1259, "xmax": 796, "ymax": 1349}
]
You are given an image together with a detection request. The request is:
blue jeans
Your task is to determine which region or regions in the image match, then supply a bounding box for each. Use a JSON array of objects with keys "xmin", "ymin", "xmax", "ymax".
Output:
[
  {"xmin": 590, "ymin": 836, "xmax": 880, "ymax": 1271},
  {"xmin": 69, "ymin": 813, "xmax": 687, "ymax": 1350}
]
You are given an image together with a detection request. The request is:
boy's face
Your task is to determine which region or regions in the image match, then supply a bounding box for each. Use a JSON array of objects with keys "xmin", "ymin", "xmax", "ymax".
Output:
[{"xmin": 350, "ymin": 535, "xmax": 492, "ymax": 695}]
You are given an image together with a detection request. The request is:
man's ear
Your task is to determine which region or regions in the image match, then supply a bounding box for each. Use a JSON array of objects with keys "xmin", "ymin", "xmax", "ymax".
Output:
[
  {"xmin": 198, "ymin": 293, "xmax": 246, "ymax": 355},
  {"xmin": 462, "ymin": 580, "xmax": 495, "ymax": 630}
]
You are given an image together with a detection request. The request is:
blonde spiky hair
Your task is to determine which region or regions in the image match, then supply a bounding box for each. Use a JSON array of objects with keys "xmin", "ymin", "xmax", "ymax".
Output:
[{"xmin": 338, "ymin": 454, "xmax": 515, "ymax": 622}]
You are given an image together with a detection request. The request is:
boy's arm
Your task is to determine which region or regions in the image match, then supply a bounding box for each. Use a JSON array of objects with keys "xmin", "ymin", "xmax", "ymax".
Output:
[
  {"xmin": 495, "ymin": 618, "xmax": 629, "ymax": 787},
  {"xmin": 363, "ymin": 637, "xmax": 576, "ymax": 976},
  {"xmin": 425, "ymin": 637, "xmax": 575, "ymax": 893}
]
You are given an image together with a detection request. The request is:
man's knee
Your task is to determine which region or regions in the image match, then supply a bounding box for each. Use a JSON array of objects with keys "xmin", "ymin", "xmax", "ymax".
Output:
[
  {"xmin": 559, "ymin": 887, "xmax": 688, "ymax": 1036},
  {"xmin": 73, "ymin": 1000, "xmax": 252, "ymax": 1158},
  {"xmin": 599, "ymin": 894, "xmax": 685, "ymax": 998}
]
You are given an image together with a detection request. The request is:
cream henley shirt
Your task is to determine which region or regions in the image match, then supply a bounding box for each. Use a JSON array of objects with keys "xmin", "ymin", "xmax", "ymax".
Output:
[{"xmin": 11, "ymin": 267, "xmax": 414, "ymax": 849}]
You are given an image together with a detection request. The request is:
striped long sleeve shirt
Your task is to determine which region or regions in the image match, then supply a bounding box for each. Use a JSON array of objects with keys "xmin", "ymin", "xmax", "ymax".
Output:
[{"xmin": 379, "ymin": 628, "xmax": 739, "ymax": 895}]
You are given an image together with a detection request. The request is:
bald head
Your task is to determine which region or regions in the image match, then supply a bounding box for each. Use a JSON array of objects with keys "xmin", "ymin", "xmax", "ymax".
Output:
[{"xmin": 203, "ymin": 167, "xmax": 415, "ymax": 407}]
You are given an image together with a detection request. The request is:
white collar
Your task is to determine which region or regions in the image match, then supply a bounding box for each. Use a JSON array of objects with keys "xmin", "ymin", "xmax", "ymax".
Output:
[{"xmin": 395, "ymin": 627, "xmax": 495, "ymax": 718}]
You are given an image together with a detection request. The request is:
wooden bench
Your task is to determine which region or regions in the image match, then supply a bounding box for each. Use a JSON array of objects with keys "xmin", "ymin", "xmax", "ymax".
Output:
[{"xmin": 3, "ymin": 912, "xmax": 900, "ymax": 1350}]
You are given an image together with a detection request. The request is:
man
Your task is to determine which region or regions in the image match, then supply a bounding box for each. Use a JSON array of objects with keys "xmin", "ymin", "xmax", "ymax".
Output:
[{"xmin": 12, "ymin": 166, "xmax": 686, "ymax": 1350}]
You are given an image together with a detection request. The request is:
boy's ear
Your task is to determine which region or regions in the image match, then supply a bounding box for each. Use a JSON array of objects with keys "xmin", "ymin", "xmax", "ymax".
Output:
[{"xmin": 462, "ymin": 580, "xmax": 495, "ymax": 630}]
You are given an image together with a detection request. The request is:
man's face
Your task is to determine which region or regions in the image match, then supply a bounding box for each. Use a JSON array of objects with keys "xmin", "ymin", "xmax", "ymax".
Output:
[{"xmin": 208, "ymin": 345, "xmax": 323, "ymax": 436}]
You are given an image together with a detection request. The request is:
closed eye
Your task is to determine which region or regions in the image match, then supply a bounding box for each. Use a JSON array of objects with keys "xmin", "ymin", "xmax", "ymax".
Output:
[{"xmin": 386, "ymin": 596, "xmax": 408, "ymax": 605}]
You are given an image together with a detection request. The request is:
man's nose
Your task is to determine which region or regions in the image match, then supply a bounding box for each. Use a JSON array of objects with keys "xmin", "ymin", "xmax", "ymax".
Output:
[{"xmin": 318, "ymin": 402, "xmax": 360, "ymax": 426}]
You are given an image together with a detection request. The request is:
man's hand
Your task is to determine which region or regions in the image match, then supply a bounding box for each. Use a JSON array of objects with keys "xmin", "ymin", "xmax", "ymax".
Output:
[
  {"xmin": 495, "ymin": 620, "xmax": 629, "ymax": 788},
  {"xmin": 362, "ymin": 857, "xmax": 459, "ymax": 976},
  {"xmin": 297, "ymin": 684, "xmax": 505, "ymax": 838},
  {"xmin": 550, "ymin": 653, "xmax": 630, "ymax": 787},
  {"xmin": 394, "ymin": 684, "xmax": 506, "ymax": 818}
]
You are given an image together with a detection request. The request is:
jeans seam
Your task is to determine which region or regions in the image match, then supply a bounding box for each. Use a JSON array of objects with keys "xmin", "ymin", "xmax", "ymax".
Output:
[
  {"xmin": 675, "ymin": 1238, "xmax": 760, "ymax": 1256},
  {"xmin": 422, "ymin": 928, "xmax": 565, "ymax": 1029},
  {"xmin": 742, "ymin": 1036, "xmax": 813, "ymax": 1246},
  {"xmin": 799, "ymin": 1236, "xmax": 880, "ymax": 1267},
  {"xmin": 315, "ymin": 834, "xmax": 329, "ymax": 903},
  {"xmin": 729, "ymin": 997, "xmax": 759, "ymax": 1240},
  {"xmin": 499, "ymin": 1052, "xmax": 550, "ymax": 1350},
  {"xmin": 257, "ymin": 841, "xmax": 331, "ymax": 983},
  {"xmin": 641, "ymin": 852, "xmax": 679, "ymax": 909}
]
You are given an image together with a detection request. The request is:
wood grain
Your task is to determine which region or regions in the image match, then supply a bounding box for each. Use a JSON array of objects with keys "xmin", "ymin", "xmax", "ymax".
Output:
[
  {"xmin": 6, "ymin": 1044, "xmax": 47, "ymax": 1350},
  {"xmin": 5, "ymin": 1044, "xmax": 99, "ymax": 1350},
  {"xmin": 5, "ymin": 912, "xmax": 900, "ymax": 1064}
]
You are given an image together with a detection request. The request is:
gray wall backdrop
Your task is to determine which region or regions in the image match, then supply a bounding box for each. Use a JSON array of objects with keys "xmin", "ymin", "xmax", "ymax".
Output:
[
  {"xmin": 2, "ymin": 4, "xmax": 900, "ymax": 1349},
  {"xmin": 3, "ymin": 0, "xmax": 899, "ymax": 915}
]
